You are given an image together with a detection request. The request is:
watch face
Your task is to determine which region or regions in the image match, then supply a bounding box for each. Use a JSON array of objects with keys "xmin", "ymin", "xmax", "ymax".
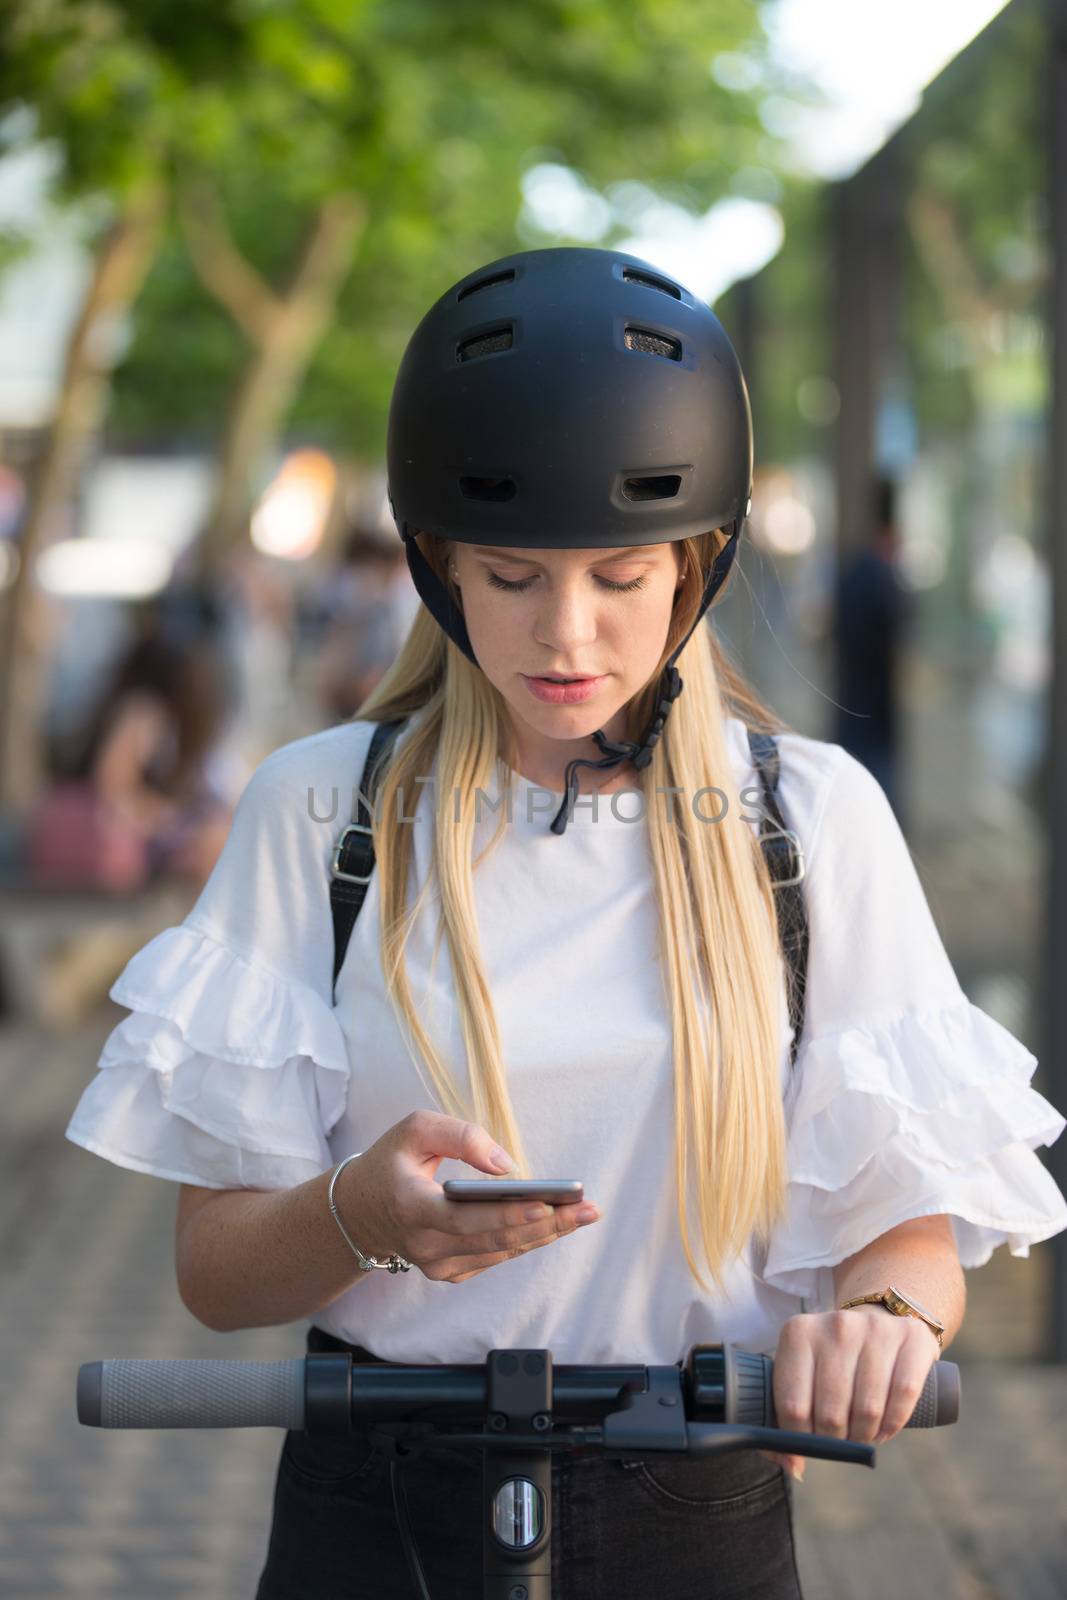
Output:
[{"xmin": 887, "ymin": 1285, "xmax": 944, "ymax": 1329}]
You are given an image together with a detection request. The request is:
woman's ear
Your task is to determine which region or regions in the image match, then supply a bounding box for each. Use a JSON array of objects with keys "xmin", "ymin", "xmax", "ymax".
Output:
[
  {"xmin": 445, "ymin": 550, "xmax": 463, "ymax": 612},
  {"xmin": 675, "ymin": 549, "xmax": 688, "ymax": 591}
]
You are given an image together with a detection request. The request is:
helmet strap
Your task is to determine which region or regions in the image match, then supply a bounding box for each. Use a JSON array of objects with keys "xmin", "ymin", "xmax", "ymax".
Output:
[{"xmin": 401, "ymin": 525, "xmax": 479, "ymax": 665}]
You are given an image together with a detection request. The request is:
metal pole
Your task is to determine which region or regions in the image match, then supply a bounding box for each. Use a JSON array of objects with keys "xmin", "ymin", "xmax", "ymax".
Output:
[
  {"xmin": 831, "ymin": 149, "xmax": 900, "ymax": 704},
  {"xmin": 833, "ymin": 155, "xmax": 901, "ymax": 558},
  {"xmin": 832, "ymin": 182, "xmax": 871, "ymax": 568}
]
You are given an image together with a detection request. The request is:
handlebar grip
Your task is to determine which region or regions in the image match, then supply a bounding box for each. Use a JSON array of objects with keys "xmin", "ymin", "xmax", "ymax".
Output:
[
  {"xmin": 901, "ymin": 1359, "xmax": 959, "ymax": 1427},
  {"xmin": 723, "ymin": 1347, "xmax": 960, "ymax": 1429},
  {"xmin": 77, "ymin": 1359, "xmax": 306, "ymax": 1430}
]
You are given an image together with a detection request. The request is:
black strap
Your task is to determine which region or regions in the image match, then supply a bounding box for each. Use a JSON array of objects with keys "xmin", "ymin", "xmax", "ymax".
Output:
[
  {"xmin": 329, "ymin": 718, "xmax": 408, "ymax": 1001},
  {"xmin": 330, "ymin": 719, "xmax": 809, "ymax": 1066},
  {"xmin": 746, "ymin": 729, "xmax": 809, "ymax": 1068}
]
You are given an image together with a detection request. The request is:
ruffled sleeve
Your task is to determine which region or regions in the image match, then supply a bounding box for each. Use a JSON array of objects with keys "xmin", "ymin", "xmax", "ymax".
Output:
[
  {"xmin": 64, "ymin": 724, "xmax": 374, "ymax": 1190},
  {"xmin": 760, "ymin": 742, "xmax": 1067, "ymax": 1311}
]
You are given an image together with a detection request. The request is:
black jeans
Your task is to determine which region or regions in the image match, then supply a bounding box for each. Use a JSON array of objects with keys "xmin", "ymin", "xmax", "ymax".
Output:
[{"xmin": 254, "ymin": 1326, "xmax": 804, "ymax": 1600}]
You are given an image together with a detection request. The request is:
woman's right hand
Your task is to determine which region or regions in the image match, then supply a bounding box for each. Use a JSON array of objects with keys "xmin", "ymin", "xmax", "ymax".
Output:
[{"xmin": 337, "ymin": 1110, "xmax": 600, "ymax": 1284}]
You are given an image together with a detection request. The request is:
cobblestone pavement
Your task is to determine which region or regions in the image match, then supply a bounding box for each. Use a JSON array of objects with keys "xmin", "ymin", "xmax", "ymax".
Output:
[{"xmin": 0, "ymin": 1006, "xmax": 1064, "ymax": 1599}]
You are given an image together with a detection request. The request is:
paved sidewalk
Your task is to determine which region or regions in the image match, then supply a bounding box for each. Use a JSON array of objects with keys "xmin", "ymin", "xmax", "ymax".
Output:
[{"xmin": 0, "ymin": 1007, "xmax": 1063, "ymax": 1598}]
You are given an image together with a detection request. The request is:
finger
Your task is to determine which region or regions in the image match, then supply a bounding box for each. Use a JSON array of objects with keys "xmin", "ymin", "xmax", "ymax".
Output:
[
  {"xmin": 429, "ymin": 1193, "xmax": 588, "ymax": 1253},
  {"xmin": 402, "ymin": 1112, "xmax": 515, "ymax": 1180},
  {"xmin": 439, "ymin": 1204, "xmax": 596, "ymax": 1279},
  {"xmin": 876, "ymin": 1323, "xmax": 940, "ymax": 1443},
  {"xmin": 847, "ymin": 1325, "xmax": 899, "ymax": 1444},
  {"xmin": 811, "ymin": 1311, "xmax": 866, "ymax": 1439},
  {"xmin": 772, "ymin": 1320, "xmax": 816, "ymax": 1443},
  {"xmin": 448, "ymin": 1198, "xmax": 596, "ymax": 1260}
]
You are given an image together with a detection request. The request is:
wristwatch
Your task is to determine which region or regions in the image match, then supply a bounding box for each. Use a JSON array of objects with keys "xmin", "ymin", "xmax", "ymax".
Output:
[{"xmin": 838, "ymin": 1284, "xmax": 945, "ymax": 1350}]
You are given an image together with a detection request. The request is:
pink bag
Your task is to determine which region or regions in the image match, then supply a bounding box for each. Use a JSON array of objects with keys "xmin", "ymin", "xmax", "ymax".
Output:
[{"xmin": 25, "ymin": 782, "xmax": 151, "ymax": 893}]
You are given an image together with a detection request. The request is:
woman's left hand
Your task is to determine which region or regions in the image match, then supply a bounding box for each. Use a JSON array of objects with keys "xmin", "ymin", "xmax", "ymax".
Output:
[{"xmin": 758, "ymin": 1304, "xmax": 941, "ymax": 1480}]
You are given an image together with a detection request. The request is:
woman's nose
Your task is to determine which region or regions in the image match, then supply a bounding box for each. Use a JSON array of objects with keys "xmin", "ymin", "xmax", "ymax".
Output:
[{"xmin": 532, "ymin": 583, "xmax": 599, "ymax": 647}]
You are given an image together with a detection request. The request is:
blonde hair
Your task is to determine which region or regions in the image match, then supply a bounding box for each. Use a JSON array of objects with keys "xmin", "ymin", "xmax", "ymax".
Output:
[{"xmin": 354, "ymin": 528, "xmax": 795, "ymax": 1298}]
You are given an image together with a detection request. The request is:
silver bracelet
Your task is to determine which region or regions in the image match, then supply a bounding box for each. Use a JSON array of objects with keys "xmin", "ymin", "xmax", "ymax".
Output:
[{"xmin": 328, "ymin": 1153, "xmax": 411, "ymax": 1274}]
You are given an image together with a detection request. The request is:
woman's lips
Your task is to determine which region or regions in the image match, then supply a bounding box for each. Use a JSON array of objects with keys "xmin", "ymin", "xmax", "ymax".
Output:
[{"xmin": 522, "ymin": 674, "xmax": 606, "ymax": 704}]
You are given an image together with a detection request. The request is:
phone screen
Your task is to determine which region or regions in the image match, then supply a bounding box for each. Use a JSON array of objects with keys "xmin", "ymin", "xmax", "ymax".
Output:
[{"xmin": 442, "ymin": 1179, "xmax": 584, "ymax": 1204}]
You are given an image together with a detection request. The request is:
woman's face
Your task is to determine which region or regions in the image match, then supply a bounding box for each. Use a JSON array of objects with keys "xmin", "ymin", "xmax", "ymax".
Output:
[{"xmin": 449, "ymin": 540, "xmax": 686, "ymax": 781}]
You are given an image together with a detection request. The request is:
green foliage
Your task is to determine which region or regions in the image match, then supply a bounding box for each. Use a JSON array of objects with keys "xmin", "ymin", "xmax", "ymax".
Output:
[
  {"xmin": 0, "ymin": 1, "xmax": 254, "ymax": 194},
  {"xmin": 1, "ymin": 0, "xmax": 802, "ymax": 451}
]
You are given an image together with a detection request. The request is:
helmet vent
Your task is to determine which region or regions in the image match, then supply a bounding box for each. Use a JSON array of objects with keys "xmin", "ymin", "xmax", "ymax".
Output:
[
  {"xmin": 622, "ymin": 474, "xmax": 682, "ymax": 502},
  {"xmin": 457, "ymin": 326, "xmax": 514, "ymax": 362},
  {"xmin": 459, "ymin": 475, "xmax": 517, "ymax": 502},
  {"xmin": 622, "ymin": 267, "xmax": 682, "ymax": 300},
  {"xmin": 624, "ymin": 326, "xmax": 681, "ymax": 361},
  {"xmin": 457, "ymin": 268, "xmax": 516, "ymax": 302}
]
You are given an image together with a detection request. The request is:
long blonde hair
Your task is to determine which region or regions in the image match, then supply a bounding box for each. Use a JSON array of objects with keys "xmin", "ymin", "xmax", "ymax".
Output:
[{"xmin": 355, "ymin": 528, "xmax": 795, "ymax": 1298}]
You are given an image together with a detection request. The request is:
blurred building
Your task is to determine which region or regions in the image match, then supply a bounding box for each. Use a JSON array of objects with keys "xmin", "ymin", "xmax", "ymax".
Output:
[{"xmin": 718, "ymin": 0, "xmax": 1067, "ymax": 1356}]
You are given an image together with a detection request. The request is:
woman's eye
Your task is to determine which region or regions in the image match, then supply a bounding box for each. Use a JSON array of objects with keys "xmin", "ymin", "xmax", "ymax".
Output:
[{"xmin": 486, "ymin": 573, "xmax": 647, "ymax": 594}]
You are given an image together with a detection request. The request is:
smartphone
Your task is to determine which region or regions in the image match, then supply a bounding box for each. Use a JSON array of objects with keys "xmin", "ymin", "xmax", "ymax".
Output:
[{"xmin": 442, "ymin": 1179, "xmax": 584, "ymax": 1204}]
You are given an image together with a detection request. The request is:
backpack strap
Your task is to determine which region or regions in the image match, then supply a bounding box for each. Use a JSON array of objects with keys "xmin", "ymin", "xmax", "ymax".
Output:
[
  {"xmin": 330, "ymin": 718, "xmax": 409, "ymax": 1001},
  {"xmin": 329, "ymin": 718, "xmax": 811, "ymax": 1068},
  {"xmin": 745, "ymin": 728, "xmax": 809, "ymax": 1068}
]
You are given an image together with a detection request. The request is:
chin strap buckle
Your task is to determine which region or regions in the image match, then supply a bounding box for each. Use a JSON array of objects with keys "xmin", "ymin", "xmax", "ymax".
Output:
[{"xmin": 629, "ymin": 665, "xmax": 684, "ymax": 769}]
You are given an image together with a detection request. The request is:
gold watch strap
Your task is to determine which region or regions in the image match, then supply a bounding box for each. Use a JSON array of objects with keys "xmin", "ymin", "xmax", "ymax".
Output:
[{"xmin": 839, "ymin": 1291, "xmax": 944, "ymax": 1349}]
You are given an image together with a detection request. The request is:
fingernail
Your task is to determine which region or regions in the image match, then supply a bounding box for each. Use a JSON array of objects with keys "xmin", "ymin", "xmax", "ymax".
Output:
[
  {"xmin": 490, "ymin": 1147, "xmax": 516, "ymax": 1171},
  {"xmin": 788, "ymin": 1463, "xmax": 806, "ymax": 1482},
  {"xmin": 576, "ymin": 1204, "xmax": 599, "ymax": 1223}
]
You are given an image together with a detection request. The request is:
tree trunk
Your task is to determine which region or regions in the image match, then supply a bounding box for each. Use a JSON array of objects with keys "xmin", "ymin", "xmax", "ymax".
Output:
[
  {"xmin": 0, "ymin": 178, "xmax": 167, "ymax": 817},
  {"xmin": 182, "ymin": 189, "xmax": 366, "ymax": 579}
]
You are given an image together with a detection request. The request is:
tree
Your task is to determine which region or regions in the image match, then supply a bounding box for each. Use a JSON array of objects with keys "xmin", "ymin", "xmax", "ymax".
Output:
[
  {"xmin": 122, "ymin": 0, "xmax": 785, "ymax": 563},
  {"xmin": 0, "ymin": 0, "xmax": 790, "ymax": 811},
  {"xmin": 0, "ymin": 0, "xmax": 263, "ymax": 809}
]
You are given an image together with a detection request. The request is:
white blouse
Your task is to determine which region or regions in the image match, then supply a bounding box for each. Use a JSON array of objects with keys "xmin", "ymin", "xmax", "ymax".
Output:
[{"xmin": 65, "ymin": 713, "xmax": 1067, "ymax": 1362}]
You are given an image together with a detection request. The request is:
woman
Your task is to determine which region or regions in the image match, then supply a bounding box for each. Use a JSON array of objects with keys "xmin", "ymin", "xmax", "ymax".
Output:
[{"xmin": 65, "ymin": 249, "xmax": 1067, "ymax": 1599}]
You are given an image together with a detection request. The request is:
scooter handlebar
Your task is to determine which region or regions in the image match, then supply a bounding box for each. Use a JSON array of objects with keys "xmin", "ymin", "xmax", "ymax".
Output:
[{"xmin": 78, "ymin": 1348, "xmax": 959, "ymax": 1436}]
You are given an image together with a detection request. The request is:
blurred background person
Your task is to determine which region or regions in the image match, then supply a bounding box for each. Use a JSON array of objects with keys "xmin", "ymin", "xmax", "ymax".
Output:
[
  {"xmin": 833, "ymin": 475, "xmax": 914, "ymax": 822},
  {"xmin": 26, "ymin": 583, "xmax": 240, "ymax": 1026},
  {"xmin": 219, "ymin": 546, "xmax": 307, "ymax": 773},
  {"xmin": 307, "ymin": 519, "xmax": 419, "ymax": 724}
]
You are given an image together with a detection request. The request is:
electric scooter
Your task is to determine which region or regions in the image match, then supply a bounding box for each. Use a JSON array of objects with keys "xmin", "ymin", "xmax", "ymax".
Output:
[{"xmin": 77, "ymin": 1341, "xmax": 959, "ymax": 1599}]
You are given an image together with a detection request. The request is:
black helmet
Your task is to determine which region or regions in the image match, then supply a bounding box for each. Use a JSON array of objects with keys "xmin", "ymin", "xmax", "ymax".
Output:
[{"xmin": 386, "ymin": 246, "xmax": 753, "ymax": 833}]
